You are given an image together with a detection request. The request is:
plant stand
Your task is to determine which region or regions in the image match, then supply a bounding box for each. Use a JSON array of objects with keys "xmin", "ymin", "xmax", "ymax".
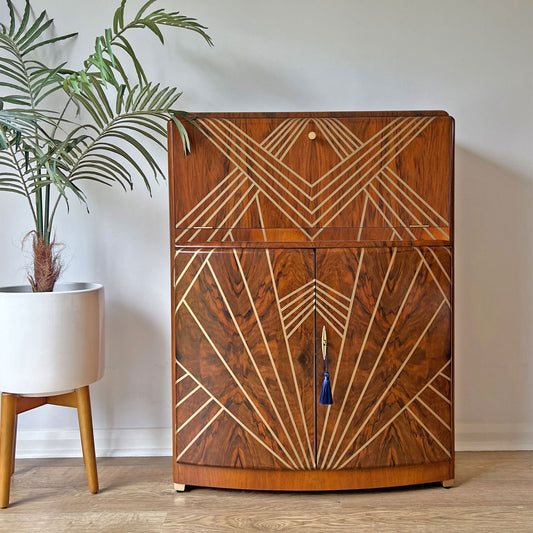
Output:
[{"xmin": 0, "ymin": 386, "xmax": 98, "ymax": 508}]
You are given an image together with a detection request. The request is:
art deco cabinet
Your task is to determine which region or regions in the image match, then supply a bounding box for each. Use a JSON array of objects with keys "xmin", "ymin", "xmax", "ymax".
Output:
[{"xmin": 168, "ymin": 111, "xmax": 454, "ymax": 491}]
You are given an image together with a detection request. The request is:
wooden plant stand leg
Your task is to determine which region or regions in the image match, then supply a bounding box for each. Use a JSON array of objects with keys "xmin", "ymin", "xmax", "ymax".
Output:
[
  {"xmin": 46, "ymin": 387, "xmax": 99, "ymax": 495},
  {"xmin": 0, "ymin": 386, "xmax": 98, "ymax": 508},
  {"xmin": 11, "ymin": 415, "xmax": 17, "ymax": 477},
  {"xmin": 0, "ymin": 393, "xmax": 17, "ymax": 509},
  {"xmin": 75, "ymin": 386, "xmax": 98, "ymax": 494}
]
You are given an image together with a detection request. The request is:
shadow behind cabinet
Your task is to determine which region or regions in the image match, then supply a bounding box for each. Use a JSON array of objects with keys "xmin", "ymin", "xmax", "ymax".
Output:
[{"xmin": 168, "ymin": 111, "xmax": 454, "ymax": 491}]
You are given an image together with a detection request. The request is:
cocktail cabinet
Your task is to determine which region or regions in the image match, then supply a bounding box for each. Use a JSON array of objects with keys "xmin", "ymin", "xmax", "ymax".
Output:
[{"xmin": 168, "ymin": 111, "xmax": 454, "ymax": 491}]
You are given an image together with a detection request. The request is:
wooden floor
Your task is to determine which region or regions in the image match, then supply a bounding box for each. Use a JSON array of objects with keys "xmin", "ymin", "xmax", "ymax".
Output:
[{"xmin": 0, "ymin": 452, "xmax": 531, "ymax": 532}]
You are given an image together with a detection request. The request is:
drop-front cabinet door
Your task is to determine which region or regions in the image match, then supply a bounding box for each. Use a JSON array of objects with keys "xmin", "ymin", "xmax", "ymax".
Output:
[
  {"xmin": 315, "ymin": 246, "xmax": 453, "ymax": 471},
  {"xmin": 174, "ymin": 247, "xmax": 316, "ymax": 471},
  {"xmin": 170, "ymin": 113, "xmax": 452, "ymax": 245}
]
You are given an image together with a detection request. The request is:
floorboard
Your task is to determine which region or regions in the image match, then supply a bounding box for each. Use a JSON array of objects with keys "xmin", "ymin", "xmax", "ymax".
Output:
[{"xmin": 0, "ymin": 452, "xmax": 531, "ymax": 532}]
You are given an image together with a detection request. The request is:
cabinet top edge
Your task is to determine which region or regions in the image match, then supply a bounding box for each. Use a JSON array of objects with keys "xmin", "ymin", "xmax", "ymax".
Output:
[
  {"xmin": 174, "ymin": 241, "xmax": 453, "ymax": 250},
  {"xmin": 171, "ymin": 110, "xmax": 452, "ymax": 121}
]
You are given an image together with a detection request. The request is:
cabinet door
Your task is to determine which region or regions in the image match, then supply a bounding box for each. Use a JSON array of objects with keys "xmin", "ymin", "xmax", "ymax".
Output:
[
  {"xmin": 170, "ymin": 114, "xmax": 452, "ymax": 245},
  {"xmin": 315, "ymin": 247, "xmax": 452, "ymax": 471},
  {"xmin": 174, "ymin": 248, "xmax": 315, "ymax": 470}
]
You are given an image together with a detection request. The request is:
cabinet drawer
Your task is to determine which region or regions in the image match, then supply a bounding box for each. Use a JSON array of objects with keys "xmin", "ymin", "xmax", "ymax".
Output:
[{"xmin": 169, "ymin": 112, "xmax": 453, "ymax": 246}]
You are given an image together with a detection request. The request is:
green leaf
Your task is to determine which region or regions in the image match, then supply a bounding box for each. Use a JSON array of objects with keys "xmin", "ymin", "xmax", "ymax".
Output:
[
  {"xmin": 91, "ymin": 141, "xmax": 153, "ymax": 192},
  {"xmin": 107, "ymin": 129, "xmax": 163, "ymax": 178},
  {"xmin": 118, "ymin": 115, "xmax": 167, "ymax": 137},
  {"xmin": 22, "ymin": 32, "xmax": 77, "ymax": 56},
  {"xmin": 7, "ymin": 0, "xmax": 16, "ymax": 37},
  {"xmin": 113, "ymin": 0, "xmax": 127, "ymax": 32},
  {"xmin": 131, "ymin": 84, "xmax": 151, "ymax": 111},
  {"xmin": 171, "ymin": 114, "xmax": 191, "ymax": 155},
  {"xmin": 115, "ymin": 36, "xmax": 148, "ymax": 85},
  {"xmin": 17, "ymin": 11, "xmax": 50, "ymax": 49},
  {"xmin": 74, "ymin": 157, "xmax": 133, "ymax": 190},
  {"xmin": 139, "ymin": 82, "xmax": 159, "ymax": 109},
  {"xmin": 0, "ymin": 81, "xmax": 30, "ymax": 93},
  {"xmin": 144, "ymin": 20, "xmax": 164, "ymax": 44},
  {"xmin": 0, "ymin": 62, "xmax": 30, "ymax": 85},
  {"xmin": 90, "ymin": 77, "xmax": 114, "ymax": 119},
  {"xmin": 115, "ymin": 84, "xmax": 126, "ymax": 115},
  {"xmin": 71, "ymin": 89, "xmax": 105, "ymax": 127},
  {"xmin": 124, "ymin": 84, "xmax": 138, "ymax": 113},
  {"xmin": 13, "ymin": 0, "xmax": 31, "ymax": 40},
  {"xmin": 1, "ymin": 95, "xmax": 30, "ymax": 105},
  {"xmin": 107, "ymin": 53, "xmax": 131, "ymax": 90},
  {"xmin": 94, "ymin": 37, "xmax": 104, "ymax": 72},
  {"xmin": 144, "ymin": 85, "xmax": 169, "ymax": 110},
  {"xmin": 104, "ymin": 28, "xmax": 114, "ymax": 65},
  {"xmin": 134, "ymin": 0, "xmax": 159, "ymax": 23},
  {"xmin": 0, "ymin": 56, "xmax": 26, "ymax": 78},
  {"xmin": 111, "ymin": 119, "xmax": 166, "ymax": 150},
  {"xmin": 71, "ymin": 170, "xmax": 123, "ymax": 189},
  {"xmin": 152, "ymin": 86, "xmax": 182, "ymax": 111},
  {"xmin": 156, "ymin": 13, "xmax": 213, "ymax": 47},
  {"xmin": 34, "ymin": 82, "xmax": 62, "ymax": 106},
  {"xmin": 0, "ymin": 187, "xmax": 25, "ymax": 195}
]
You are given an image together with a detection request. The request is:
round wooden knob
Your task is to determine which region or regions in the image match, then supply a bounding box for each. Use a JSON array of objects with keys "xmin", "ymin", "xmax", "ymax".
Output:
[{"xmin": 308, "ymin": 131, "xmax": 317, "ymax": 140}]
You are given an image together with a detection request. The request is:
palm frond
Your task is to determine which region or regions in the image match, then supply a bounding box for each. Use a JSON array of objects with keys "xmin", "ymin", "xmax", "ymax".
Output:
[
  {"xmin": 0, "ymin": 2, "xmax": 76, "ymax": 116},
  {"xmin": 64, "ymin": 0, "xmax": 212, "ymax": 92},
  {"xmin": 0, "ymin": 0, "xmax": 212, "ymax": 250},
  {"xmin": 62, "ymin": 75, "xmax": 188, "ymax": 191}
]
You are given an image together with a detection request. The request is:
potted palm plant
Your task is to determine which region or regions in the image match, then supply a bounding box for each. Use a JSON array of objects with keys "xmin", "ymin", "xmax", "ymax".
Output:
[
  {"xmin": 0, "ymin": 0, "xmax": 212, "ymax": 396},
  {"xmin": 0, "ymin": 0, "xmax": 212, "ymax": 508}
]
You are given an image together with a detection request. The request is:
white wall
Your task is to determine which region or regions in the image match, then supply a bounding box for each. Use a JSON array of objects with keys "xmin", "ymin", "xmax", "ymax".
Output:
[{"xmin": 1, "ymin": 0, "xmax": 532, "ymax": 456}]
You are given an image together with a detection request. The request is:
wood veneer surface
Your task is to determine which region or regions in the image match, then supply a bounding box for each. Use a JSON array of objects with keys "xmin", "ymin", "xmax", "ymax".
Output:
[
  {"xmin": 169, "ymin": 111, "xmax": 454, "ymax": 247},
  {"xmin": 169, "ymin": 111, "xmax": 454, "ymax": 492}
]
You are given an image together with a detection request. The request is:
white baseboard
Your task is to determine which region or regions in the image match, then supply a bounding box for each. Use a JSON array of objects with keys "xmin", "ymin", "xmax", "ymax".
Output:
[
  {"xmin": 15, "ymin": 428, "xmax": 172, "ymax": 458},
  {"xmin": 14, "ymin": 424, "xmax": 533, "ymax": 458},
  {"xmin": 455, "ymin": 423, "xmax": 533, "ymax": 451}
]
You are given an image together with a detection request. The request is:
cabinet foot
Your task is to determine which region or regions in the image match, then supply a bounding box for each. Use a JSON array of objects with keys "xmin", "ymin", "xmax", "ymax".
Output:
[
  {"xmin": 174, "ymin": 483, "xmax": 186, "ymax": 492},
  {"xmin": 442, "ymin": 479, "xmax": 454, "ymax": 488}
]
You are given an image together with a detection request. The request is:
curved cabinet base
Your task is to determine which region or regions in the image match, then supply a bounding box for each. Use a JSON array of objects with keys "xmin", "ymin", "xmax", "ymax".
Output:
[{"xmin": 175, "ymin": 461, "xmax": 453, "ymax": 492}]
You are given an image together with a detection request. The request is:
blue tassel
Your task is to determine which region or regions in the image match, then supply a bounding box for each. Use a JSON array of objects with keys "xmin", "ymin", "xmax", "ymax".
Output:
[
  {"xmin": 319, "ymin": 371, "xmax": 333, "ymax": 405},
  {"xmin": 319, "ymin": 325, "xmax": 333, "ymax": 405}
]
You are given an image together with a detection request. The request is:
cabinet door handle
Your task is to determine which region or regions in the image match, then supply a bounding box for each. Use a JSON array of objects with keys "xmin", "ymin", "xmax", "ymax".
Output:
[
  {"xmin": 321, "ymin": 325, "xmax": 327, "ymax": 360},
  {"xmin": 319, "ymin": 326, "xmax": 333, "ymax": 405}
]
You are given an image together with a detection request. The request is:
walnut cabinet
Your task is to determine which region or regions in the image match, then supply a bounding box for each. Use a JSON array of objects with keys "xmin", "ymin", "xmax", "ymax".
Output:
[{"xmin": 168, "ymin": 111, "xmax": 454, "ymax": 491}]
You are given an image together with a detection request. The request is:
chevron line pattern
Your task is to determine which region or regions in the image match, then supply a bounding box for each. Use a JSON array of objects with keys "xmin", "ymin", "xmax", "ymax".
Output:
[
  {"xmin": 175, "ymin": 117, "xmax": 450, "ymax": 243},
  {"xmin": 315, "ymin": 280, "xmax": 352, "ymax": 340}
]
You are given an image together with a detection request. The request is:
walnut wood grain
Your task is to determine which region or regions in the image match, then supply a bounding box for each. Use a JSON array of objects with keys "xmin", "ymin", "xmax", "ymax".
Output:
[
  {"xmin": 174, "ymin": 248, "xmax": 315, "ymax": 471},
  {"xmin": 176, "ymin": 461, "xmax": 452, "ymax": 492},
  {"xmin": 172, "ymin": 246, "xmax": 453, "ymax": 489},
  {"xmin": 315, "ymin": 247, "xmax": 452, "ymax": 472},
  {"xmin": 168, "ymin": 112, "xmax": 453, "ymax": 247}
]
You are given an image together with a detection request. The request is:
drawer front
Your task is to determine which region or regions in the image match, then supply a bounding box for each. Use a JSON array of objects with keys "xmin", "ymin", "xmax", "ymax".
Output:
[{"xmin": 169, "ymin": 112, "xmax": 453, "ymax": 246}]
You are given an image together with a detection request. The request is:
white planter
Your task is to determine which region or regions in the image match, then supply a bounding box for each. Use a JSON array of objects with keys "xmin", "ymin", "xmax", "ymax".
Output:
[{"xmin": 0, "ymin": 283, "xmax": 105, "ymax": 396}]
